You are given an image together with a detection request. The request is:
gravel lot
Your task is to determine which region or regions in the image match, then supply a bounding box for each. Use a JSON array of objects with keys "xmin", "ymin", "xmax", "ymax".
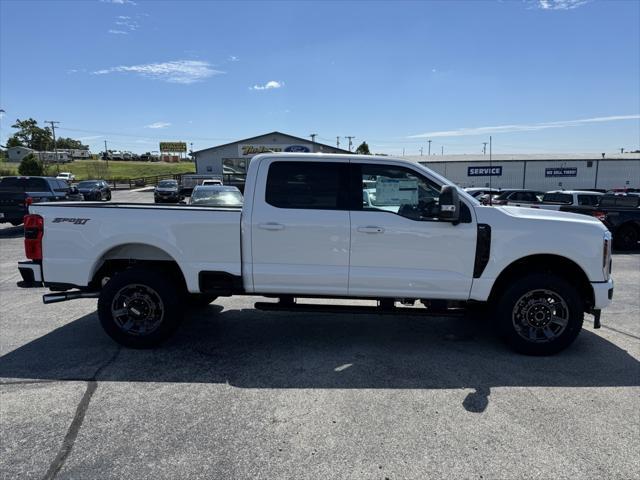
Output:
[{"xmin": 1, "ymin": 191, "xmax": 639, "ymax": 480}]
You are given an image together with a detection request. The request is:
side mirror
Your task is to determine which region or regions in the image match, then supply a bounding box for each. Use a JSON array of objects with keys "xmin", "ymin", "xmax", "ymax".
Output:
[{"xmin": 439, "ymin": 185, "xmax": 460, "ymax": 223}]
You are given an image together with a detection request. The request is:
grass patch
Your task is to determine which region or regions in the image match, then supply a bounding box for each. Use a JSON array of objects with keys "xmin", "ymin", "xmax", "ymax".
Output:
[{"xmin": 0, "ymin": 160, "xmax": 195, "ymax": 181}]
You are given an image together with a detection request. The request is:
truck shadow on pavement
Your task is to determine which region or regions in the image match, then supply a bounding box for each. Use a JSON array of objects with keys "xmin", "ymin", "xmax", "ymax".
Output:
[{"xmin": 1, "ymin": 307, "xmax": 639, "ymax": 413}]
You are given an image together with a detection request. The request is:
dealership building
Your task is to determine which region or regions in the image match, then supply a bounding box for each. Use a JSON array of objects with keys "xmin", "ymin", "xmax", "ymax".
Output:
[
  {"xmin": 409, "ymin": 153, "xmax": 640, "ymax": 191},
  {"xmin": 192, "ymin": 131, "xmax": 350, "ymax": 176}
]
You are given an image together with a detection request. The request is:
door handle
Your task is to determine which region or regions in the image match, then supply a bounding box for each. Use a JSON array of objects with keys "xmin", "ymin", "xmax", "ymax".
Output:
[
  {"xmin": 357, "ymin": 226, "xmax": 385, "ymax": 234},
  {"xmin": 258, "ymin": 222, "xmax": 285, "ymax": 231}
]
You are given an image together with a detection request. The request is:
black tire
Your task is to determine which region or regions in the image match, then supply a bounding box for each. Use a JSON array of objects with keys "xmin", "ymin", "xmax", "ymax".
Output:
[
  {"xmin": 106, "ymin": 192, "xmax": 112, "ymax": 201},
  {"xmin": 494, "ymin": 273, "xmax": 584, "ymax": 355},
  {"xmin": 186, "ymin": 293, "xmax": 218, "ymax": 308},
  {"xmin": 98, "ymin": 268, "xmax": 184, "ymax": 348},
  {"xmin": 614, "ymin": 224, "xmax": 639, "ymax": 251}
]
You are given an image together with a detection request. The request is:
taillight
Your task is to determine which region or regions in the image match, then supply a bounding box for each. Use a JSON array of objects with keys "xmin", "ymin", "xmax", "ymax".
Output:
[
  {"xmin": 24, "ymin": 214, "xmax": 44, "ymax": 261},
  {"xmin": 592, "ymin": 211, "xmax": 606, "ymax": 222}
]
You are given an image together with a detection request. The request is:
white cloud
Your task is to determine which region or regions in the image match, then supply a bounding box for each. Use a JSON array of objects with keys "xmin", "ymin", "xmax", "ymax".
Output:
[
  {"xmin": 117, "ymin": 15, "xmax": 131, "ymax": 19},
  {"xmin": 101, "ymin": 0, "xmax": 137, "ymax": 5},
  {"xmin": 229, "ymin": 56, "xmax": 239, "ymax": 62},
  {"xmin": 145, "ymin": 122, "xmax": 171, "ymax": 129},
  {"xmin": 108, "ymin": 29, "xmax": 128, "ymax": 35},
  {"xmin": 408, "ymin": 114, "xmax": 640, "ymax": 138},
  {"xmin": 78, "ymin": 135, "xmax": 103, "ymax": 141},
  {"xmin": 250, "ymin": 80, "xmax": 284, "ymax": 91},
  {"xmin": 536, "ymin": 0, "xmax": 590, "ymax": 10},
  {"xmin": 92, "ymin": 60, "xmax": 225, "ymax": 84}
]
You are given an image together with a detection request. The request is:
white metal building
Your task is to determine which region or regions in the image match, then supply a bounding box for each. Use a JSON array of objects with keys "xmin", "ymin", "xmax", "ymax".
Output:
[
  {"xmin": 192, "ymin": 131, "xmax": 351, "ymax": 176},
  {"xmin": 406, "ymin": 153, "xmax": 640, "ymax": 191}
]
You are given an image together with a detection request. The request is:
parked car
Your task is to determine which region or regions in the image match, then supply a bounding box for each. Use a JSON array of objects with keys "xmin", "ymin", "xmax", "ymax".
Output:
[
  {"xmin": 464, "ymin": 187, "xmax": 500, "ymax": 198},
  {"xmin": 536, "ymin": 190, "xmax": 603, "ymax": 210},
  {"xmin": 491, "ymin": 189, "xmax": 543, "ymax": 206},
  {"xmin": 189, "ymin": 185, "xmax": 243, "ymax": 207},
  {"xmin": 18, "ymin": 153, "xmax": 613, "ymax": 356},
  {"xmin": 77, "ymin": 180, "xmax": 112, "ymax": 201},
  {"xmin": 180, "ymin": 175, "xmax": 224, "ymax": 195},
  {"xmin": 56, "ymin": 172, "xmax": 76, "ymax": 182},
  {"xmin": 0, "ymin": 176, "xmax": 77, "ymax": 226},
  {"xmin": 154, "ymin": 179, "xmax": 182, "ymax": 203}
]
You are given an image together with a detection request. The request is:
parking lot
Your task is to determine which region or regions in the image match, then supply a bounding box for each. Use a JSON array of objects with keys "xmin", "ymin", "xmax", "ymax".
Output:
[{"xmin": 1, "ymin": 189, "xmax": 639, "ymax": 480}]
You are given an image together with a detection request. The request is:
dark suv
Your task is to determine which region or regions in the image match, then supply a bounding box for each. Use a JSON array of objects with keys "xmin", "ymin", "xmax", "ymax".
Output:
[
  {"xmin": 77, "ymin": 180, "xmax": 112, "ymax": 201},
  {"xmin": 490, "ymin": 189, "xmax": 543, "ymax": 206},
  {"xmin": 0, "ymin": 176, "xmax": 75, "ymax": 226},
  {"xmin": 154, "ymin": 179, "xmax": 182, "ymax": 203}
]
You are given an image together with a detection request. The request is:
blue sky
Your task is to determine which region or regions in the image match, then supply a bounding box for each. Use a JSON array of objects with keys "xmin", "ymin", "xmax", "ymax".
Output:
[{"xmin": 1, "ymin": 0, "xmax": 639, "ymax": 155}]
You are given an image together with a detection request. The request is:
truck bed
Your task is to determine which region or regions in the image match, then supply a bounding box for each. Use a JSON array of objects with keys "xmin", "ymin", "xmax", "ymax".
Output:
[{"xmin": 30, "ymin": 202, "xmax": 242, "ymax": 292}]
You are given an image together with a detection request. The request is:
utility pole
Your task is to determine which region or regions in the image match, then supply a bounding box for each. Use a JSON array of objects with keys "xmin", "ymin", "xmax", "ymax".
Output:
[
  {"xmin": 489, "ymin": 135, "xmax": 493, "ymax": 206},
  {"xmin": 427, "ymin": 139, "xmax": 432, "ymax": 156},
  {"xmin": 483, "ymin": 142, "xmax": 488, "ymax": 155},
  {"xmin": 104, "ymin": 140, "xmax": 109, "ymax": 169},
  {"xmin": 345, "ymin": 136, "xmax": 355, "ymax": 152},
  {"xmin": 336, "ymin": 136, "xmax": 341, "ymax": 149},
  {"xmin": 309, "ymin": 133, "xmax": 317, "ymax": 145},
  {"xmin": 441, "ymin": 146, "xmax": 444, "ymax": 155},
  {"xmin": 419, "ymin": 147, "xmax": 423, "ymax": 156},
  {"xmin": 45, "ymin": 120, "xmax": 60, "ymax": 173}
]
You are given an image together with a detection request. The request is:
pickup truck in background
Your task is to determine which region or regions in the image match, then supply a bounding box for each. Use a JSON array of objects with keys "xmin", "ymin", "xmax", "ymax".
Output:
[
  {"xmin": 0, "ymin": 176, "xmax": 81, "ymax": 226},
  {"xmin": 17, "ymin": 154, "xmax": 614, "ymax": 355},
  {"xmin": 536, "ymin": 190, "xmax": 603, "ymax": 211}
]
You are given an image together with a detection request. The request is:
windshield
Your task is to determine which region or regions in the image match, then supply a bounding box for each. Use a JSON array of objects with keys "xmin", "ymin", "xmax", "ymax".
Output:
[
  {"xmin": 190, "ymin": 189, "xmax": 243, "ymax": 206},
  {"xmin": 158, "ymin": 180, "xmax": 177, "ymax": 188},
  {"xmin": 78, "ymin": 181, "xmax": 100, "ymax": 188},
  {"xmin": 0, "ymin": 177, "xmax": 48, "ymax": 191},
  {"xmin": 542, "ymin": 193, "xmax": 573, "ymax": 204}
]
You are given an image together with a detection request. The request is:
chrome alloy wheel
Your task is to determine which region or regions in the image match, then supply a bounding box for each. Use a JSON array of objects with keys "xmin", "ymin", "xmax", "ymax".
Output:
[
  {"xmin": 111, "ymin": 284, "xmax": 165, "ymax": 336},
  {"xmin": 511, "ymin": 289, "xmax": 570, "ymax": 343}
]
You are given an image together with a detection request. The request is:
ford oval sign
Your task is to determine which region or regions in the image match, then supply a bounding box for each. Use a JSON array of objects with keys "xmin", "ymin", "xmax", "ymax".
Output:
[{"xmin": 284, "ymin": 145, "xmax": 311, "ymax": 153}]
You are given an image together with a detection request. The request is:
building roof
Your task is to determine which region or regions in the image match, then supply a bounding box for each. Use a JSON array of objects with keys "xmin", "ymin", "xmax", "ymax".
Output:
[
  {"xmin": 407, "ymin": 152, "xmax": 640, "ymax": 163},
  {"xmin": 193, "ymin": 131, "xmax": 351, "ymax": 155}
]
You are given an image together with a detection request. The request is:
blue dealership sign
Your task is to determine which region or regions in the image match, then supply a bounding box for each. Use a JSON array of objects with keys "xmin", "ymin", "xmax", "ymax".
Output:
[
  {"xmin": 545, "ymin": 167, "xmax": 577, "ymax": 177},
  {"xmin": 284, "ymin": 145, "xmax": 311, "ymax": 153},
  {"xmin": 468, "ymin": 166, "xmax": 502, "ymax": 177}
]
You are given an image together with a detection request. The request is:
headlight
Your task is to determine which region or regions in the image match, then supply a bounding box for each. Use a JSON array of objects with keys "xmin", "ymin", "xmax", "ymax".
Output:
[{"xmin": 603, "ymin": 232, "xmax": 612, "ymax": 280}]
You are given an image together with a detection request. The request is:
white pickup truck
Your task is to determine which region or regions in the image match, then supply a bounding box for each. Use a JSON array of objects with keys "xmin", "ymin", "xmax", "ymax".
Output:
[{"xmin": 18, "ymin": 154, "xmax": 614, "ymax": 355}]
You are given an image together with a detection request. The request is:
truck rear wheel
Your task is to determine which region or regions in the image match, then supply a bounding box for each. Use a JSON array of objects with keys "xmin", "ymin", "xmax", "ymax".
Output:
[
  {"xmin": 98, "ymin": 268, "xmax": 183, "ymax": 348},
  {"xmin": 495, "ymin": 273, "xmax": 583, "ymax": 355}
]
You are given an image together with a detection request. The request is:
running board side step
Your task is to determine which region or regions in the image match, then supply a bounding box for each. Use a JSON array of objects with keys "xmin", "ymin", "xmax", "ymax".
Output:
[
  {"xmin": 254, "ymin": 301, "xmax": 465, "ymax": 317},
  {"xmin": 43, "ymin": 291, "xmax": 100, "ymax": 304}
]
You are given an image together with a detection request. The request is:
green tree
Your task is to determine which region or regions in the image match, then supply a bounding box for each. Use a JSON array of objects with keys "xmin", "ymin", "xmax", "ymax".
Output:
[
  {"xmin": 8, "ymin": 118, "xmax": 53, "ymax": 151},
  {"xmin": 18, "ymin": 154, "xmax": 44, "ymax": 176},
  {"xmin": 355, "ymin": 141, "xmax": 371, "ymax": 155},
  {"xmin": 56, "ymin": 137, "xmax": 88, "ymax": 150}
]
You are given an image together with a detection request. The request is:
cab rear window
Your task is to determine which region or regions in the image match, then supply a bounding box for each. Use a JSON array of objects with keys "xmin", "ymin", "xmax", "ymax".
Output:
[{"xmin": 0, "ymin": 177, "xmax": 49, "ymax": 191}]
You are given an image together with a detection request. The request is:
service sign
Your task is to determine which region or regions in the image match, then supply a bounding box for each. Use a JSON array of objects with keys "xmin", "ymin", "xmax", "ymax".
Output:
[
  {"xmin": 468, "ymin": 166, "xmax": 503, "ymax": 177},
  {"xmin": 160, "ymin": 142, "xmax": 187, "ymax": 153},
  {"xmin": 545, "ymin": 167, "xmax": 578, "ymax": 177},
  {"xmin": 238, "ymin": 144, "xmax": 311, "ymax": 157}
]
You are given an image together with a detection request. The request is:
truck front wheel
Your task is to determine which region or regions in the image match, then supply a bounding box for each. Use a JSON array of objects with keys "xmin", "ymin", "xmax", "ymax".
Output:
[
  {"xmin": 495, "ymin": 273, "xmax": 584, "ymax": 355},
  {"xmin": 98, "ymin": 268, "xmax": 183, "ymax": 348}
]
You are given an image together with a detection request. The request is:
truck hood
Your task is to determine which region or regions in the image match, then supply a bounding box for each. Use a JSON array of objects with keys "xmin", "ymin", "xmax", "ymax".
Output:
[{"xmin": 497, "ymin": 205, "xmax": 604, "ymax": 226}]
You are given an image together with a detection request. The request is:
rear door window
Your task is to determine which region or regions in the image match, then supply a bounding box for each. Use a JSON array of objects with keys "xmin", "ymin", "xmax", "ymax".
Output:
[
  {"xmin": 578, "ymin": 195, "xmax": 599, "ymax": 206},
  {"xmin": 265, "ymin": 161, "xmax": 350, "ymax": 210},
  {"xmin": 543, "ymin": 193, "xmax": 573, "ymax": 204}
]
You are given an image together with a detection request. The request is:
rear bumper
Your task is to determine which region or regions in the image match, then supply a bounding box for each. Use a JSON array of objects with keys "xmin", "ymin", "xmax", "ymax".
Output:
[
  {"xmin": 592, "ymin": 278, "xmax": 614, "ymax": 310},
  {"xmin": 18, "ymin": 261, "xmax": 43, "ymax": 288}
]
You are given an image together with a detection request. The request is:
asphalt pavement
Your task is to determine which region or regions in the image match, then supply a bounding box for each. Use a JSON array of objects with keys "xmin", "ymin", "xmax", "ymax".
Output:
[{"xmin": 1, "ymin": 191, "xmax": 638, "ymax": 480}]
